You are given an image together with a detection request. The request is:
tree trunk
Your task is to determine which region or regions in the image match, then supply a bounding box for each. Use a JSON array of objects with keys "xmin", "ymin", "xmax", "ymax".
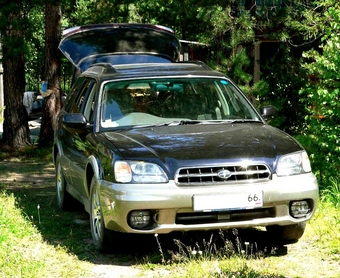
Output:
[
  {"xmin": 1, "ymin": 8, "xmax": 31, "ymax": 148},
  {"xmin": 39, "ymin": 1, "xmax": 62, "ymax": 147}
]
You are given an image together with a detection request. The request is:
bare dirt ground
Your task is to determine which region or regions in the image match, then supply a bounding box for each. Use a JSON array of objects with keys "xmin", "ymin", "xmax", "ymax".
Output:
[{"xmin": 1, "ymin": 159, "xmax": 339, "ymax": 278}]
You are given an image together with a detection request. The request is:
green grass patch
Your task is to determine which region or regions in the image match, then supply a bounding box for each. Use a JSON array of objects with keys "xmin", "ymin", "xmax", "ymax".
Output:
[
  {"xmin": 308, "ymin": 201, "xmax": 340, "ymax": 255},
  {"xmin": 0, "ymin": 192, "xmax": 90, "ymax": 277},
  {"xmin": 6, "ymin": 185, "xmax": 95, "ymax": 260},
  {"xmin": 320, "ymin": 177, "xmax": 340, "ymax": 207},
  {"xmin": 0, "ymin": 143, "xmax": 52, "ymax": 162}
]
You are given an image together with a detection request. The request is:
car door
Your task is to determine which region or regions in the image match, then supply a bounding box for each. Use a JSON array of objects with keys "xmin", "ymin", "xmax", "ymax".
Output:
[{"xmin": 60, "ymin": 77, "xmax": 97, "ymax": 199}]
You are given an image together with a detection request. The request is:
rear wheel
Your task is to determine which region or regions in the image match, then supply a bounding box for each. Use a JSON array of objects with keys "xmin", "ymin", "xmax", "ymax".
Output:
[
  {"xmin": 56, "ymin": 155, "xmax": 74, "ymax": 210},
  {"xmin": 266, "ymin": 222, "xmax": 306, "ymax": 244},
  {"xmin": 90, "ymin": 176, "xmax": 114, "ymax": 252}
]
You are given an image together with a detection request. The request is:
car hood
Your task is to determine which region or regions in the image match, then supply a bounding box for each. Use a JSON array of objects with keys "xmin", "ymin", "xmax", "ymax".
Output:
[
  {"xmin": 102, "ymin": 123, "xmax": 302, "ymax": 174},
  {"xmin": 59, "ymin": 23, "xmax": 181, "ymax": 72}
]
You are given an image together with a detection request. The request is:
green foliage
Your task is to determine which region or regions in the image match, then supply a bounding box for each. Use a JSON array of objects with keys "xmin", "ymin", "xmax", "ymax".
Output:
[
  {"xmin": 299, "ymin": 1, "xmax": 340, "ymax": 188},
  {"xmin": 70, "ymin": 0, "xmax": 130, "ymax": 25},
  {"xmin": 24, "ymin": 5, "xmax": 45, "ymax": 91},
  {"xmin": 194, "ymin": 4, "xmax": 255, "ymax": 87},
  {"xmin": 0, "ymin": 1, "xmax": 28, "ymax": 60},
  {"xmin": 258, "ymin": 43, "xmax": 309, "ymax": 133},
  {"xmin": 0, "ymin": 1, "xmax": 45, "ymax": 92}
]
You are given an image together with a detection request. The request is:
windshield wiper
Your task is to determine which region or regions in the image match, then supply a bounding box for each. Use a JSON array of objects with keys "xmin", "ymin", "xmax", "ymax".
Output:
[
  {"xmin": 165, "ymin": 120, "xmax": 203, "ymax": 126},
  {"xmin": 161, "ymin": 119, "xmax": 263, "ymax": 126},
  {"xmin": 132, "ymin": 119, "xmax": 262, "ymax": 129},
  {"xmin": 227, "ymin": 119, "xmax": 263, "ymax": 124},
  {"xmin": 129, "ymin": 120, "xmax": 202, "ymax": 129}
]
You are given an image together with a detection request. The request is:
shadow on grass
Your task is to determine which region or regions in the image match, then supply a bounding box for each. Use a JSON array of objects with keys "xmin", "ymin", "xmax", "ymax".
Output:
[{"xmin": 7, "ymin": 185, "xmax": 288, "ymax": 265}]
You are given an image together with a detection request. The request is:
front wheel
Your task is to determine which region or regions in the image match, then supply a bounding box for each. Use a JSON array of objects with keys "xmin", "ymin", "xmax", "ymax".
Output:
[
  {"xmin": 89, "ymin": 177, "xmax": 114, "ymax": 252},
  {"xmin": 266, "ymin": 222, "xmax": 306, "ymax": 244}
]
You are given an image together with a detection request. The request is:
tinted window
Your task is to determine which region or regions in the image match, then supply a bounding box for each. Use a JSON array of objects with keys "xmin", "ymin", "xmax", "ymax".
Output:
[
  {"xmin": 64, "ymin": 78, "xmax": 86, "ymax": 113},
  {"xmin": 65, "ymin": 78, "xmax": 96, "ymax": 119}
]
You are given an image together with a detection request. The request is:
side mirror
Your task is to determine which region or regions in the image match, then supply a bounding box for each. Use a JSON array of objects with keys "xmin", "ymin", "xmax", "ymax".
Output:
[
  {"xmin": 260, "ymin": 105, "xmax": 278, "ymax": 118},
  {"xmin": 62, "ymin": 113, "xmax": 87, "ymax": 129}
]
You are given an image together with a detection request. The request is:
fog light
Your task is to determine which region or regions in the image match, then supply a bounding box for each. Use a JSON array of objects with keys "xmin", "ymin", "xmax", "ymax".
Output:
[
  {"xmin": 290, "ymin": 200, "xmax": 311, "ymax": 218},
  {"xmin": 129, "ymin": 210, "xmax": 151, "ymax": 229}
]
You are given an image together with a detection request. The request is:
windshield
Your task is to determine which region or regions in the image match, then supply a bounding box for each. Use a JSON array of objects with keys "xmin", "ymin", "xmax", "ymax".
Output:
[{"xmin": 100, "ymin": 78, "xmax": 261, "ymax": 129}]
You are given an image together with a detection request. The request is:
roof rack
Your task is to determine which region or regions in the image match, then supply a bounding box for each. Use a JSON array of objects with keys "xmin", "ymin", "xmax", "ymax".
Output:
[
  {"xmin": 87, "ymin": 63, "xmax": 118, "ymax": 74},
  {"xmin": 176, "ymin": 60, "xmax": 212, "ymax": 70}
]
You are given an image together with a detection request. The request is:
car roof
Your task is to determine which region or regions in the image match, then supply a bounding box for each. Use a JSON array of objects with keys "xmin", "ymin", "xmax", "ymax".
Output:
[
  {"xmin": 59, "ymin": 23, "xmax": 181, "ymax": 72},
  {"xmin": 79, "ymin": 61, "xmax": 227, "ymax": 81}
]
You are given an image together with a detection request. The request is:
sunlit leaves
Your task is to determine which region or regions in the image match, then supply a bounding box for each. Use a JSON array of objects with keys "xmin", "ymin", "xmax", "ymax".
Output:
[{"xmin": 299, "ymin": 0, "xmax": 340, "ymax": 188}]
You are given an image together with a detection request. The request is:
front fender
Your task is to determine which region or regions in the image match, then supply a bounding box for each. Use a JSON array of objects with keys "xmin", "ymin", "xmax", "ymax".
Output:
[
  {"xmin": 53, "ymin": 139, "xmax": 64, "ymax": 166},
  {"xmin": 86, "ymin": 155, "xmax": 103, "ymax": 184}
]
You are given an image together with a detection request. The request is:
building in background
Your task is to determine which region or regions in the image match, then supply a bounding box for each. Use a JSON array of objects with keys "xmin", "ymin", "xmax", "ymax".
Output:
[{"xmin": 179, "ymin": 40, "xmax": 209, "ymax": 62}]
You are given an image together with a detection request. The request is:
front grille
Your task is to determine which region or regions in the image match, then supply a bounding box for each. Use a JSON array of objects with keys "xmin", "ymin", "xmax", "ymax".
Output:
[
  {"xmin": 176, "ymin": 208, "xmax": 275, "ymax": 225},
  {"xmin": 176, "ymin": 164, "xmax": 271, "ymax": 185}
]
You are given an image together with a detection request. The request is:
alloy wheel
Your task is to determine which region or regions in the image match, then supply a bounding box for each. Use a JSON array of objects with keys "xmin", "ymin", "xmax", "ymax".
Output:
[{"xmin": 91, "ymin": 184, "xmax": 103, "ymax": 243}]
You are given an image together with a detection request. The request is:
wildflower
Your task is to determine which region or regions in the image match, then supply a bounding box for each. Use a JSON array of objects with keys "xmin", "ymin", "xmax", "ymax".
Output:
[{"xmin": 215, "ymin": 267, "xmax": 221, "ymax": 274}]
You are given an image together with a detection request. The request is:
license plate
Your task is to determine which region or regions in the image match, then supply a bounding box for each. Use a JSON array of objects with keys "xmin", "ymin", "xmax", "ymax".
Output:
[{"xmin": 193, "ymin": 191, "xmax": 263, "ymax": 211}]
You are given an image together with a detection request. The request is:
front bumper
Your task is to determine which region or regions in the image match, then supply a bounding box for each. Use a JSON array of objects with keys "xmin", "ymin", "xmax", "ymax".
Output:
[{"xmin": 99, "ymin": 172, "xmax": 318, "ymax": 234}]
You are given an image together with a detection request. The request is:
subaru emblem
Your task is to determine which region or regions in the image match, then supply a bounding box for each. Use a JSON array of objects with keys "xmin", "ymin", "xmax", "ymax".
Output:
[{"xmin": 217, "ymin": 169, "xmax": 232, "ymax": 179}]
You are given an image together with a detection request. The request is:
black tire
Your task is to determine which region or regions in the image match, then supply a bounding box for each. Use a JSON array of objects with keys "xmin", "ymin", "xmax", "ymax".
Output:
[
  {"xmin": 56, "ymin": 155, "xmax": 74, "ymax": 211},
  {"xmin": 266, "ymin": 222, "xmax": 306, "ymax": 244},
  {"xmin": 89, "ymin": 176, "xmax": 114, "ymax": 252}
]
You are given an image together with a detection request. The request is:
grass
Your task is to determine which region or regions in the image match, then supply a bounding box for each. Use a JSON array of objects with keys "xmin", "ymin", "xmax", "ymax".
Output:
[
  {"xmin": 0, "ymin": 146, "xmax": 95, "ymax": 277},
  {"xmin": 0, "ymin": 143, "xmax": 52, "ymax": 162},
  {"xmin": 321, "ymin": 177, "xmax": 340, "ymax": 207},
  {"xmin": 141, "ymin": 184, "xmax": 340, "ymax": 277},
  {"xmin": 0, "ymin": 146, "xmax": 339, "ymax": 277},
  {"xmin": 309, "ymin": 201, "xmax": 340, "ymax": 254},
  {"xmin": 145, "ymin": 201, "xmax": 340, "ymax": 277},
  {"xmin": 0, "ymin": 192, "xmax": 91, "ymax": 277}
]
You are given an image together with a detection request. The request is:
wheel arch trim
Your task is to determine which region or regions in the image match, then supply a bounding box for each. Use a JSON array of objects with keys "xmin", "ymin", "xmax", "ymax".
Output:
[
  {"xmin": 86, "ymin": 155, "xmax": 103, "ymax": 193},
  {"xmin": 53, "ymin": 139, "xmax": 64, "ymax": 165}
]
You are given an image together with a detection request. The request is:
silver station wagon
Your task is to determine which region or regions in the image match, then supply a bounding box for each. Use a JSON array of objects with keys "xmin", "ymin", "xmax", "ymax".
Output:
[{"xmin": 54, "ymin": 23, "xmax": 319, "ymax": 252}]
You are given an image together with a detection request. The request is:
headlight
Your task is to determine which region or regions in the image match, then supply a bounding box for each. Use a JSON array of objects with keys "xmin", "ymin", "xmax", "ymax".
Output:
[
  {"xmin": 276, "ymin": 151, "xmax": 312, "ymax": 176},
  {"xmin": 114, "ymin": 161, "xmax": 168, "ymax": 183}
]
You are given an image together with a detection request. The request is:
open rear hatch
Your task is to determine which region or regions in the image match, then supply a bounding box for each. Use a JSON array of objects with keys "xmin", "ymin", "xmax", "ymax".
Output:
[{"xmin": 59, "ymin": 23, "xmax": 181, "ymax": 73}]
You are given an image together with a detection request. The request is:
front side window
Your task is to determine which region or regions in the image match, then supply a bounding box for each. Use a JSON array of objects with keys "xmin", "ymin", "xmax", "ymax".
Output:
[
  {"xmin": 65, "ymin": 78, "xmax": 96, "ymax": 116},
  {"xmin": 64, "ymin": 78, "xmax": 86, "ymax": 113},
  {"xmin": 100, "ymin": 78, "xmax": 261, "ymax": 129}
]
